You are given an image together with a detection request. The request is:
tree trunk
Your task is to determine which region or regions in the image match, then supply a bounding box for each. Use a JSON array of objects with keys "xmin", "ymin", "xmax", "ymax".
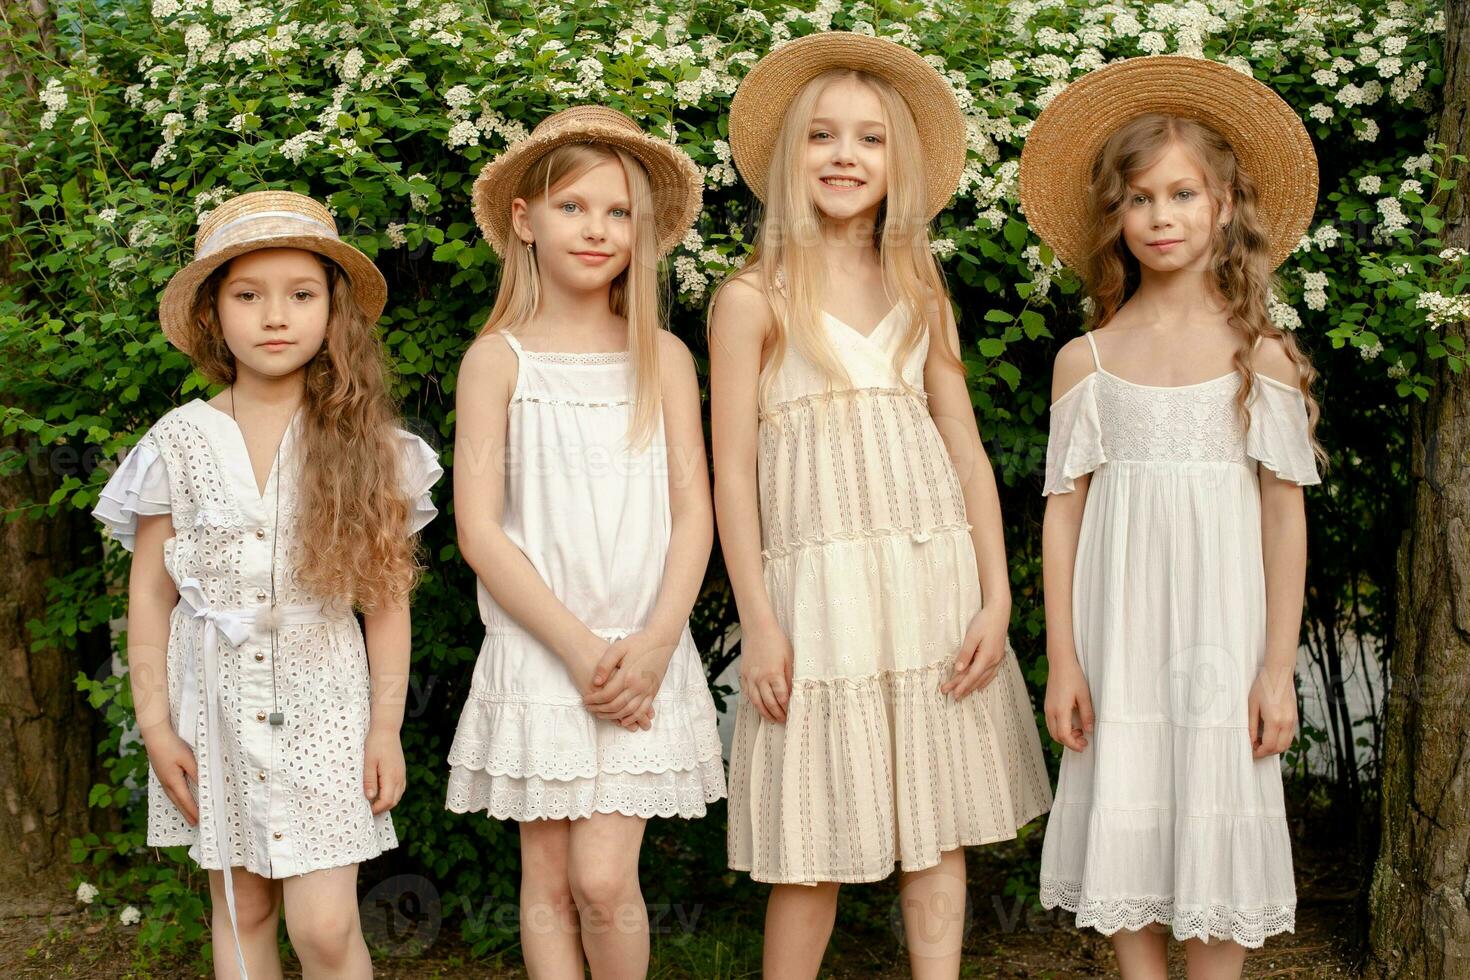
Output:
[
  {"xmin": 0, "ymin": 0, "xmax": 101, "ymax": 896},
  {"xmin": 0, "ymin": 443, "xmax": 105, "ymax": 891},
  {"xmin": 1366, "ymin": 1, "xmax": 1470, "ymax": 974}
]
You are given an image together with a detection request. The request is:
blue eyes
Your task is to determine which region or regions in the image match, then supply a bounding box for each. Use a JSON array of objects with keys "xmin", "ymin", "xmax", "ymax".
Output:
[{"xmin": 559, "ymin": 202, "xmax": 630, "ymax": 218}]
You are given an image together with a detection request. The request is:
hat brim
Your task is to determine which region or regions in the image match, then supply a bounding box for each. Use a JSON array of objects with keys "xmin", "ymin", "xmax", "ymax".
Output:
[
  {"xmin": 728, "ymin": 32, "xmax": 967, "ymax": 221},
  {"xmin": 158, "ymin": 234, "xmax": 388, "ymax": 356},
  {"xmin": 1018, "ymin": 56, "xmax": 1319, "ymax": 272},
  {"xmin": 471, "ymin": 123, "xmax": 703, "ymax": 258}
]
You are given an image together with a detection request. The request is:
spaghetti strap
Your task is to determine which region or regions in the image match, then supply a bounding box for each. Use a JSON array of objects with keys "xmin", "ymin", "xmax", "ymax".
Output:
[
  {"xmin": 1084, "ymin": 331, "xmax": 1102, "ymax": 371},
  {"xmin": 499, "ymin": 331, "xmax": 523, "ymax": 354}
]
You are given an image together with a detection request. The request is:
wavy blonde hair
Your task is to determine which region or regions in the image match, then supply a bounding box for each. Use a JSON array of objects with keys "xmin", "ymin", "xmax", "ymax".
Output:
[
  {"xmin": 478, "ymin": 143, "xmax": 666, "ymax": 450},
  {"xmin": 1082, "ymin": 113, "xmax": 1326, "ymax": 469},
  {"xmin": 710, "ymin": 69, "xmax": 963, "ymax": 410},
  {"xmin": 186, "ymin": 254, "xmax": 426, "ymax": 613}
]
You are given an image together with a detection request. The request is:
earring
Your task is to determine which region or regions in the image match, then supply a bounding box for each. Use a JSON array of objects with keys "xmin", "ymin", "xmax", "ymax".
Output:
[{"xmin": 524, "ymin": 240, "xmax": 535, "ymax": 250}]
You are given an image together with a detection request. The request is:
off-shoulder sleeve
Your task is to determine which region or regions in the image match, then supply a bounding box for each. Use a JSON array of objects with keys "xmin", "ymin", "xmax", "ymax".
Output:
[
  {"xmin": 1043, "ymin": 373, "xmax": 1107, "ymax": 496},
  {"xmin": 91, "ymin": 434, "xmax": 171, "ymax": 552},
  {"xmin": 1245, "ymin": 376, "xmax": 1322, "ymax": 486},
  {"xmin": 398, "ymin": 429, "xmax": 444, "ymax": 534}
]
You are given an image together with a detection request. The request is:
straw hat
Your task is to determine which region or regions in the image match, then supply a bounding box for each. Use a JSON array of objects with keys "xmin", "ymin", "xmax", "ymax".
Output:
[
  {"xmin": 1018, "ymin": 56, "xmax": 1319, "ymax": 271},
  {"xmin": 471, "ymin": 105, "xmax": 703, "ymax": 257},
  {"xmin": 728, "ymin": 31, "xmax": 967, "ymax": 221},
  {"xmin": 158, "ymin": 190, "xmax": 387, "ymax": 355}
]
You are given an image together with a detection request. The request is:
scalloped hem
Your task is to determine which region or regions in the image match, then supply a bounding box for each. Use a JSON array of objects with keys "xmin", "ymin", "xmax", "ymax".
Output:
[
  {"xmin": 1039, "ymin": 877, "xmax": 1295, "ymax": 949},
  {"xmin": 445, "ymin": 753, "xmax": 727, "ymax": 822}
]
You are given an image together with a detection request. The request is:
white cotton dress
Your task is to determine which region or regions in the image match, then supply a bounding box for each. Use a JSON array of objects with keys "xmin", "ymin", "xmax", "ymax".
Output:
[
  {"xmin": 725, "ymin": 300, "xmax": 1054, "ymax": 885},
  {"xmin": 444, "ymin": 332, "xmax": 727, "ymax": 822},
  {"xmin": 1038, "ymin": 331, "xmax": 1321, "ymax": 947},
  {"xmin": 91, "ymin": 398, "xmax": 443, "ymax": 876}
]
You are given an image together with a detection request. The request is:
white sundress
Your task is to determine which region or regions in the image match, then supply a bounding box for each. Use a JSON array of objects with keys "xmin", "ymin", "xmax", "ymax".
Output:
[
  {"xmin": 1038, "ymin": 331, "xmax": 1321, "ymax": 947},
  {"xmin": 725, "ymin": 300, "xmax": 1054, "ymax": 885},
  {"xmin": 444, "ymin": 332, "xmax": 726, "ymax": 821},
  {"xmin": 92, "ymin": 398, "xmax": 442, "ymax": 977}
]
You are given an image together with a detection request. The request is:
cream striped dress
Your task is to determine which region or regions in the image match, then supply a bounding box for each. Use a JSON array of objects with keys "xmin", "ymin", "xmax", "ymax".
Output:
[{"xmin": 726, "ymin": 299, "xmax": 1053, "ymax": 884}]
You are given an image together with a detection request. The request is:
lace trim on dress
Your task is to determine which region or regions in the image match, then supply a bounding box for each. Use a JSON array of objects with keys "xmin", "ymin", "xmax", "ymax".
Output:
[
  {"xmin": 511, "ymin": 393, "xmax": 634, "ymax": 408},
  {"xmin": 760, "ymin": 385, "xmax": 926, "ymax": 420},
  {"xmin": 519, "ymin": 348, "xmax": 631, "ymax": 365},
  {"xmin": 760, "ymin": 521, "xmax": 973, "ymax": 560},
  {"xmin": 1039, "ymin": 877, "xmax": 1296, "ymax": 949}
]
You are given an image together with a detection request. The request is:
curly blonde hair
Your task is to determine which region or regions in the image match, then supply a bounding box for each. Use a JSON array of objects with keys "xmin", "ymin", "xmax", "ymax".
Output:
[
  {"xmin": 185, "ymin": 253, "xmax": 426, "ymax": 613},
  {"xmin": 1082, "ymin": 113, "xmax": 1326, "ymax": 470}
]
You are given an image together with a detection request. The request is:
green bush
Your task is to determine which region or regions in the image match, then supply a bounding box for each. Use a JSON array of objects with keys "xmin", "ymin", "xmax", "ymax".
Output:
[{"xmin": 2, "ymin": 0, "xmax": 1456, "ymax": 966}]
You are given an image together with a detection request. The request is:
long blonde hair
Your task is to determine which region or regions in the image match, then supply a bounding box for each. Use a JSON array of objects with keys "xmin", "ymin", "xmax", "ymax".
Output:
[
  {"xmin": 187, "ymin": 255, "xmax": 426, "ymax": 613},
  {"xmin": 712, "ymin": 69, "xmax": 963, "ymax": 409},
  {"xmin": 478, "ymin": 143, "xmax": 666, "ymax": 450},
  {"xmin": 1083, "ymin": 113, "xmax": 1326, "ymax": 468}
]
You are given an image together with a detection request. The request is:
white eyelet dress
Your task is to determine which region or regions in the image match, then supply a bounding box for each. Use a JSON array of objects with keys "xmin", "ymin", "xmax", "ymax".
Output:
[
  {"xmin": 444, "ymin": 333, "xmax": 727, "ymax": 822},
  {"xmin": 91, "ymin": 399, "xmax": 443, "ymax": 977},
  {"xmin": 1037, "ymin": 331, "xmax": 1322, "ymax": 947},
  {"xmin": 725, "ymin": 301, "xmax": 1054, "ymax": 885}
]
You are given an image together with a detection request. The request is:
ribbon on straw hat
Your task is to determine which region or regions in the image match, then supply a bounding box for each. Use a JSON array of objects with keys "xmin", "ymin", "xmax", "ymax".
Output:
[
  {"xmin": 158, "ymin": 190, "xmax": 387, "ymax": 356},
  {"xmin": 1018, "ymin": 55, "xmax": 1319, "ymax": 272},
  {"xmin": 471, "ymin": 105, "xmax": 703, "ymax": 258},
  {"xmin": 728, "ymin": 31, "xmax": 967, "ymax": 221}
]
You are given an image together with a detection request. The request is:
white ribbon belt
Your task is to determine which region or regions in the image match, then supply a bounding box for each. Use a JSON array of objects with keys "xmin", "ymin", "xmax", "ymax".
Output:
[{"xmin": 175, "ymin": 578, "xmax": 333, "ymax": 980}]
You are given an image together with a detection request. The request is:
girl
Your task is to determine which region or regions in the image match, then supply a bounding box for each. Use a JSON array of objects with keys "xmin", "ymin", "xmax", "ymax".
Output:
[
  {"xmin": 713, "ymin": 33, "xmax": 1053, "ymax": 977},
  {"xmin": 445, "ymin": 106, "xmax": 726, "ymax": 979},
  {"xmin": 1019, "ymin": 57, "xmax": 1324, "ymax": 977},
  {"xmin": 92, "ymin": 190, "xmax": 443, "ymax": 978}
]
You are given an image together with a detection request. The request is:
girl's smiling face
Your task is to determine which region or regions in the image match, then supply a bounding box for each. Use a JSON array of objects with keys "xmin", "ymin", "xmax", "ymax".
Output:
[
  {"xmin": 1120, "ymin": 140, "xmax": 1232, "ymax": 274},
  {"xmin": 216, "ymin": 247, "xmax": 330, "ymax": 378},
  {"xmin": 512, "ymin": 157, "xmax": 634, "ymax": 292},
  {"xmin": 806, "ymin": 75, "xmax": 889, "ymax": 223}
]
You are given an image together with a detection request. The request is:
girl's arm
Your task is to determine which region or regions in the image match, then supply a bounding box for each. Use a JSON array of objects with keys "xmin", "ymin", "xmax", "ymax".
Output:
[
  {"xmin": 452, "ymin": 335, "xmax": 627, "ymax": 703},
  {"xmin": 1041, "ymin": 336, "xmax": 1098, "ymax": 751},
  {"xmin": 362, "ymin": 596, "xmax": 410, "ymax": 813},
  {"xmin": 922, "ymin": 299, "xmax": 1012, "ymax": 698},
  {"xmin": 584, "ymin": 333, "xmax": 714, "ymax": 724},
  {"xmin": 1250, "ymin": 340, "xmax": 1308, "ymax": 758},
  {"xmin": 129, "ymin": 514, "xmax": 196, "ymax": 823},
  {"xmin": 709, "ymin": 276, "xmax": 793, "ymax": 724}
]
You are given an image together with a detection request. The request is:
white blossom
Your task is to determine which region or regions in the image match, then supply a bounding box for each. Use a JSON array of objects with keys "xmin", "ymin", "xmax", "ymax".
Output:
[
  {"xmin": 1267, "ymin": 293, "xmax": 1301, "ymax": 331},
  {"xmin": 1399, "ymin": 178, "xmax": 1423, "ymax": 197},
  {"xmin": 386, "ymin": 222, "xmax": 408, "ymax": 247},
  {"xmin": 1358, "ymin": 174, "xmax": 1382, "ymax": 193},
  {"xmin": 1376, "ymin": 196, "xmax": 1408, "ymax": 232},
  {"xmin": 1416, "ymin": 290, "xmax": 1470, "ymax": 328},
  {"xmin": 151, "ymin": 0, "xmax": 181, "ymax": 17},
  {"xmin": 1308, "ymin": 103, "xmax": 1333, "ymax": 122},
  {"xmin": 1138, "ymin": 31, "xmax": 1168, "ymax": 55},
  {"xmin": 76, "ymin": 882, "xmax": 99, "ymax": 905},
  {"xmin": 930, "ymin": 238, "xmax": 957, "ymax": 259},
  {"xmin": 119, "ymin": 906, "xmax": 141, "ymax": 926},
  {"xmin": 98, "ymin": 208, "xmax": 118, "ymax": 224},
  {"xmin": 446, "ymin": 119, "xmax": 479, "ymax": 148},
  {"xmin": 340, "ymin": 48, "xmax": 364, "ymax": 83}
]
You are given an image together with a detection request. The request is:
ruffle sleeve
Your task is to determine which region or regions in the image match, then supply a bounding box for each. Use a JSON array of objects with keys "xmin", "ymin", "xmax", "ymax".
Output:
[
  {"xmin": 398, "ymin": 428, "xmax": 444, "ymax": 534},
  {"xmin": 91, "ymin": 435, "xmax": 171, "ymax": 552},
  {"xmin": 1043, "ymin": 373, "xmax": 1107, "ymax": 496},
  {"xmin": 1245, "ymin": 376, "xmax": 1322, "ymax": 486}
]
